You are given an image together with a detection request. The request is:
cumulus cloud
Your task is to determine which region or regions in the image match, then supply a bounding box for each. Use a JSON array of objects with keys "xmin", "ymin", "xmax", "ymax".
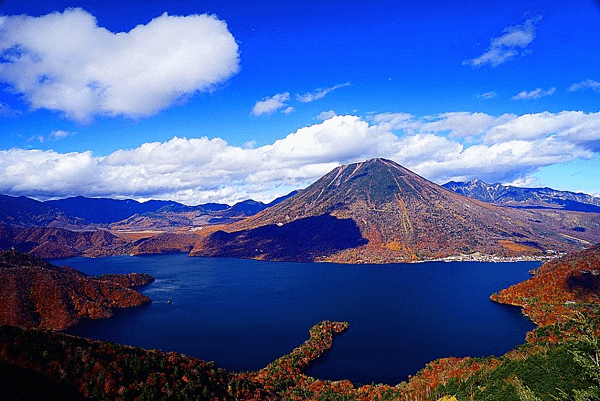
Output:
[
  {"xmin": 568, "ymin": 79, "xmax": 600, "ymax": 92},
  {"xmin": 2, "ymin": 111, "xmax": 599, "ymax": 204},
  {"xmin": 372, "ymin": 111, "xmax": 514, "ymax": 140},
  {"xmin": 251, "ymin": 92, "xmax": 290, "ymax": 116},
  {"xmin": 512, "ymin": 87, "xmax": 556, "ymax": 100},
  {"xmin": 0, "ymin": 8, "xmax": 240, "ymax": 121},
  {"xmin": 483, "ymin": 111, "xmax": 600, "ymax": 144},
  {"xmin": 476, "ymin": 91, "xmax": 497, "ymax": 100},
  {"xmin": 296, "ymin": 82, "xmax": 350, "ymax": 103},
  {"xmin": 463, "ymin": 16, "xmax": 540, "ymax": 68}
]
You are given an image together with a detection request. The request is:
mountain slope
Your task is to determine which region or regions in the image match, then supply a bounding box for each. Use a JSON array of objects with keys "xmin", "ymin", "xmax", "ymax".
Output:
[
  {"xmin": 443, "ymin": 179, "xmax": 600, "ymax": 212},
  {"xmin": 0, "ymin": 224, "xmax": 131, "ymax": 258},
  {"xmin": 193, "ymin": 158, "xmax": 600, "ymax": 263},
  {"xmin": 0, "ymin": 251, "xmax": 153, "ymax": 330},
  {"xmin": 491, "ymin": 242, "xmax": 600, "ymax": 327}
]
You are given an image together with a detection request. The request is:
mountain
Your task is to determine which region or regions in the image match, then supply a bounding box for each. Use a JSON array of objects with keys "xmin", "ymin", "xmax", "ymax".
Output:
[
  {"xmin": 46, "ymin": 196, "xmax": 184, "ymax": 224},
  {"xmin": 443, "ymin": 179, "xmax": 600, "ymax": 212},
  {"xmin": 0, "ymin": 194, "xmax": 83, "ymax": 228},
  {"xmin": 0, "ymin": 192, "xmax": 297, "ymax": 231},
  {"xmin": 110, "ymin": 193, "xmax": 297, "ymax": 230},
  {"xmin": 0, "ymin": 225, "xmax": 131, "ymax": 258},
  {"xmin": 0, "ymin": 192, "xmax": 299, "ymax": 258},
  {"xmin": 2, "ymin": 164, "xmax": 600, "ymax": 262},
  {"xmin": 0, "ymin": 194, "xmax": 185, "ymax": 227},
  {"xmin": 0, "ymin": 250, "xmax": 153, "ymax": 330},
  {"xmin": 193, "ymin": 158, "xmax": 600, "ymax": 263}
]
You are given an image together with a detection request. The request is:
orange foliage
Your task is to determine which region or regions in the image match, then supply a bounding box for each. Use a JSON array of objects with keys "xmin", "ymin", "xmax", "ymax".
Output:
[
  {"xmin": 491, "ymin": 243, "xmax": 600, "ymax": 330},
  {"xmin": 498, "ymin": 240, "xmax": 540, "ymax": 254}
]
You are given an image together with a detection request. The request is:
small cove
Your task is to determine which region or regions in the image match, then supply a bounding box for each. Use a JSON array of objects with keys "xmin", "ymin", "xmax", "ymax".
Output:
[{"xmin": 55, "ymin": 254, "xmax": 537, "ymax": 385}]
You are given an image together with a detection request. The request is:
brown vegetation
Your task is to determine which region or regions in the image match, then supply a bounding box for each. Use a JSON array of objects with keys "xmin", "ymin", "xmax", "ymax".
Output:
[
  {"xmin": 491, "ymin": 243, "xmax": 600, "ymax": 328},
  {"xmin": 0, "ymin": 224, "xmax": 131, "ymax": 258},
  {"xmin": 0, "ymin": 251, "xmax": 154, "ymax": 330},
  {"xmin": 1, "ymin": 241, "xmax": 600, "ymax": 400}
]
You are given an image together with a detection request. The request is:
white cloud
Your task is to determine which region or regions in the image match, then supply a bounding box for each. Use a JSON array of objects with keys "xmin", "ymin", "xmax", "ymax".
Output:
[
  {"xmin": 0, "ymin": 8, "xmax": 240, "ymax": 122},
  {"xmin": 316, "ymin": 110, "xmax": 337, "ymax": 120},
  {"xmin": 27, "ymin": 135, "xmax": 45, "ymax": 143},
  {"xmin": 406, "ymin": 137, "xmax": 590, "ymax": 185},
  {"xmin": 512, "ymin": 87, "xmax": 556, "ymax": 100},
  {"xmin": 0, "ymin": 103, "xmax": 21, "ymax": 117},
  {"xmin": 50, "ymin": 130, "xmax": 76, "ymax": 140},
  {"xmin": 568, "ymin": 79, "xmax": 600, "ymax": 92},
  {"xmin": 476, "ymin": 91, "xmax": 497, "ymax": 100},
  {"xmin": 262, "ymin": 115, "xmax": 396, "ymax": 165},
  {"xmin": 251, "ymin": 82, "xmax": 350, "ymax": 117},
  {"xmin": 483, "ymin": 111, "xmax": 600, "ymax": 144},
  {"xmin": 296, "ymin": 82, "xmax": 350, "ymax": 103},
  {"xmin": 507, "ymin": 176, "xmax": 538, "ymax": 187},
  {"xmin": 2, "ymin": 111, "xmax": 599, "ymax": 204},
  {"xmin": 373, "ymin": 112, "xmax": 514, "ymax": 140},
  {"xmin": 463, "ymin": 16, "xmax": 540, "ymax": 68},
  {"xmin": 251, "ymin": 92, "xmax": 290, "ymax": 116}
]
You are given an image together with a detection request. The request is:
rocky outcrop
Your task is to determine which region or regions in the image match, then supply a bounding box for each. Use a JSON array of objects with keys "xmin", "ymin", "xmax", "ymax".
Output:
[{"xmin": 0, "ymin": 251, "xmax": 154, "ymax": 330}]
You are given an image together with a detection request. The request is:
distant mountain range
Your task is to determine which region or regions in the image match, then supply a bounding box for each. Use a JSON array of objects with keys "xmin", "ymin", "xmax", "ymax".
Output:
[
  {"xmin": 443, "ymin": 179, "xmax": 600, "ymax": 213},
  {"xmin": 0, "ymin": 192, "xmax": 296, "ymax": 228},
  {"xmin": 1, "ymin": 159, "xmax": 599, "ymax": 261}
]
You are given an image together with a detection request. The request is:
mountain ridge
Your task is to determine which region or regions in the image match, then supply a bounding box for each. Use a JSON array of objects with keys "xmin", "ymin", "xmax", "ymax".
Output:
[
  {"xmin": 443, "ymin": 179, "xmax": 600, "ymax": 212},
  {"xmin": 0, "ymin": 193, "xmax": 294, "ymax": 228}
]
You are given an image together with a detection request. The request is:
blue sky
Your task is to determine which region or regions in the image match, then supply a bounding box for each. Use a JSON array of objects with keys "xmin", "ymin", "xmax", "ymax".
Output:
[{"xmin": 1, "ymin": 0, "xmax": 599, "ymax": 205}]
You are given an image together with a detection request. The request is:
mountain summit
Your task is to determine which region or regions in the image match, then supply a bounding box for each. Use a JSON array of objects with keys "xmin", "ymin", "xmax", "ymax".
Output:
[{"xmin": 194, "ymin": 158, "xmax": 600, "ymax": 263}]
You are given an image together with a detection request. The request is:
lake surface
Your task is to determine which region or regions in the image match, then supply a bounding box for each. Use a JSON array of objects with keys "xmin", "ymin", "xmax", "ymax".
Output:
[{"xmin": 54, "ymin": 254, "xmax": 538, "ymax": 385}]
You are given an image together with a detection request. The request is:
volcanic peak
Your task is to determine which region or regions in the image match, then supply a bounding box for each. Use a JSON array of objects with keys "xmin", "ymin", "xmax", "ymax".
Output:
[{"xmin": 199, "ymin": 158, "xmax": 600, "ymax": 263}]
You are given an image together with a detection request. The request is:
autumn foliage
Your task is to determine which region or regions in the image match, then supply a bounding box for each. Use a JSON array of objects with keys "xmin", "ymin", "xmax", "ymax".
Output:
[{"xmin": 491, "ymin": 243, "xmax": 600, "ymax": 329}]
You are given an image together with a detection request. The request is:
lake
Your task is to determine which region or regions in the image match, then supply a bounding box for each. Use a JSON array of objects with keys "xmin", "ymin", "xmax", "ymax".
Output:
[{"xmin": 54, "ymin": 254, "xmax": 537, "ymax": 385}]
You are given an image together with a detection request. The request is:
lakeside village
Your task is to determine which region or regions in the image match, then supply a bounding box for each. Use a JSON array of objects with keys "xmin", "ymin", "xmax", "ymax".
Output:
[{"xmin": 433, "ymin": 249, "xmax": 565, "ymax": 263}]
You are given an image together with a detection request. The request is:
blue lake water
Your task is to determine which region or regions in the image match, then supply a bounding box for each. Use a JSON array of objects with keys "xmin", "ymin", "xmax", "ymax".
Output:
[{"xmin": 54, "ymin": 254, "xmax": 538, "ymax": 385}]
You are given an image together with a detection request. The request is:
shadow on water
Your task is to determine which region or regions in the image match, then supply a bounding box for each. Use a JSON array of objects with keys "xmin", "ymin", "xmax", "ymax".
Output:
[{"xmin": 200, "ymin": 213, "xmax": 368, "ymax": 262}]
